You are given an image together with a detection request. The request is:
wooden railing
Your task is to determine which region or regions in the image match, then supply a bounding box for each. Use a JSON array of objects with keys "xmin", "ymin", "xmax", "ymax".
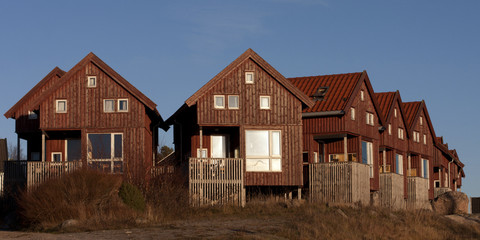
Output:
[
  {"xmin": 309, "ymin": 162, "xmax": 370, "ymax": 205},
  {"xmin": 406, "ymin": 176, "xmax": 429, "ymax": 210},
  {"xmin": 379, "ymin": 165, "xmax": 391, "ymax": 173},
  {"xmin": 379, "ymin": 173, "xmax": 405, "ymax": 209},
  {"xmin": 189, "ymin": 158, "xmax": 245, "ymax": 207}
]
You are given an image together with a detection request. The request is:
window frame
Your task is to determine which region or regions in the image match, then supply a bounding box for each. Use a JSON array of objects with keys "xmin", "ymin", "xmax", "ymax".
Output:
[
  {"xmin": 51, "ymin": 152, "xmax": 62, "ymax": 162},
  {"xmin": 245, "ymin": 71, "xmax": 254, "ymax": 84},
  {"xmin": 361, "ymin": 141, "xmax": 374, "ymax": 178},
  {"xmin": 245, "ymin": 130, "xmax": 282, "ymax": 172},
  {"xmin": 87, "ymin": 76, "xmax": 97, "ymax": 88},
  {"xmin": 118, "ymin": 99, "xmax": 129, "ymax": 112},
  {"xmin": 423, "ymin": 134, "xmax": 427, "ymax": 145},
  {"xmin": 259, "ymin": 96, "xmax": 271, "ymax": 110},
  {"xmin": 398, "ymin": 128, "xmax": 404, "ymax": 140},
  {"xmin": 228, "ymin": 95, "xmax": 239, "ymax": 109},
  {"xmin": 366, "ymin": 112, "xmax": 374, "ymax": 126},
  {"xmin": 420, "ymin": 116, "xmax": 423, "ymax": 125},
  {"xmin": 87, "ymin": 133, "xmax": 123, "ymax": 161},
  {"xmin": 197, "ymin": 148, "xmax": 208, "ymax": 158},
  {"xmin": 396, "ymin": 154, "xmax": 404, "ymax": 175},
  {"xmin": 350, "ymin": 107, "xmax": 355, "ymax": 120},
  {"xmin": 214, "ymin": 95, "xmax": 225, "ymax": 109},
  {"xmin": 103, "ymin": 99, "xmax": 116, "ymax": 113},
  {"xmin": 388, "ymin": 124, "xmax": 392, "ymax": 135},
  {"xmin": 360, "ymin": 90, "xmax": 365, "ymax": 101},
  {"xmin": 55, "ymin": 99, "xmax": 67, "ymax": 113},
  {"xmin": 394, "ymin": 108, "xmax": 397, "ymax": 118}
]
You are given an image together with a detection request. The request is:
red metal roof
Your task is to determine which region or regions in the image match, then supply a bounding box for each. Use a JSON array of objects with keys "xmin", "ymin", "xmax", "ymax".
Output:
[
  {"xmin": 375, "ymin": 92, "xmax": 396, "ymax": 120},
  {"xmin": 288, "ymin": 72, "xmax": 363, "ymax": 113},
  {"xmin": 402, "ymin": 101, "xmax": 421, "ymax": 129}
]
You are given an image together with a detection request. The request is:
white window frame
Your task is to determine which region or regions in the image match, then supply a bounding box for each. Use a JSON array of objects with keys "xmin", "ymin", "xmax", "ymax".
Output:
[
  {"xmin": 388, "ymin": 124, "xmax": 392, "ymax": 135},
  {"xmin": 360, "ymin": 90, "xmax": 365, "ymax": 101},
  {"xmin": 396, "ymin": 154, "xmax": 404, "ymax": 175},
  {"xmin": 350, "ymin": 107, "xmax": 355, "ymax": 120},
  {"xmin": 28, "ymin": 110, "xmax": 38, "ymax": 120},
  {"xmin": 228, "ymin": 95, "xmax": 239, "ymax": 109},
  {"xmin": 420, "ymin": 116, "xmax": 423, "ymax": 125},
  {"xmin": 214, "ymin": 95, "xmax": 225, "ymax": 109},
  {"xmin": 260, "ymin": 96, "xmax": 271, "ymax": 110},
  {"xmin": 366, "ymin": 112, "xmax": 374, "ymax": 126},
  {"xmin": 245, "ymin": 71, "xmax": 254, "ymax": 84},
  {"xmin": 362, "ymin": 141, "xmax": 374, "ymax": 178},
  {"xmin": 434, "ymin": 180, "xmax": 440, "ymax": 188},
  {"xmin": 104, "ymin": 99, "xmax": 115, "ymax": 113},
  {"xmin": 413, "ymin": 131, "xmax": 420, "ymax": 142},
  {"xmin": 421, "ymin": 158, "xmax": 429, "ymax": 179},
  {"xmin": 197, "ymin": 148, "xmax": 207, "ymax": 158},
  {"xmin": 245, "ymin": 130, "xmax": 281, "ymax": 172},
  {"xmin": 313, "ymin": 152, "xmax": 318, "ymax": 163},
  {"xmin": 398, "ymin": 128, "xmax": 404, "ymax": 140},
  {"xmin": 87, "ymin": 133, "xmax": 123, "ymax": 161},
  {"xmin": 56, "ymin": 100, "xmax": 67, "ymax": 113},
  {"xmin": 118, "ymin": 99, "xmax": 129, "ymax": 112},
  {"xmin": 51, "ymin": 152, "xmax": 62, "ymax": 162},
  {"xmin": 87, "ymin": 76, "xmax": 97, "ymax": 88},
  {"xmin": 394, "ymin": 108, "xmax": 397, "ymax": 118},
  {"xmin": 423, "ymin": 134, "xmax": 427, "ymax": 145}
]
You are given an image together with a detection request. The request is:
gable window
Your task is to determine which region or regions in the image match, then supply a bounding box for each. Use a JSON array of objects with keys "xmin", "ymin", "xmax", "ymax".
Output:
[
  {"xmin": 28, "ymin": 110, "xmax": 38, "ymax": 120},
  {"xmin": 420, "ymin": 116, "xmax": 423, "ymax": 125},
  {"xmin": 413, "ymin": 131, "xmax": 420, "ymax": 142},
  {"xmin": 118, "ymin": 99, "xmax": 128, "ymax": 112},
  {"xmin": 350, "ymin": 107, "xmax": 355, "ymax": 120},
  {"xmin": 366, "ymin": 112, "xmax": 374, "ymax": 126},
  {"xmin": 423, "ymin": 134, "xmax": 427, "ymax": 145},
  {"xmin": 361, "ymin": 141, "xmax": 373, "ymax": 178},
  {"xmin": 245, "ymin": 130, "xmax": 281, "ymax": 172},
  {"xmin": 52, "ymin": 152, "xmax": 62, "ymax": 162},
  {"xmin": 388, "ymin": 124, "xmax": 392, "ymax": 135},
  {"xmin": 104, "ymin": 99, "xmax": 115, "ymax": 112},
  {"xmin": 245, "ymin": 71, "xmax": 254, "ymax": 84},
  {"xmin": 56, "ymin": 100, "xmax": 67, "ymax": 113},
  {"xmin": 228, "ymin": 95, "xmax": 239, "ymax": 109},
  {"xmin": 87, "ymin": 76, "xmax": 97, "ymax": 87},
  {"xmin": 396, "ymin": 154, "xmax": 404, "ymax": 175},
  {"xmin": 360, "ymin": 90, "xmax": 365, "ymax": 101},
  {"xmin": 260, "ymin": 96, "xmax": 270, "ymax": 109},
  {"xmin": 214, "ymin": 95, "xmax": 225, "ymax": 109},
  {"xmin": 394, "ymin": 108, "xmax": 397, "ymax": 118},
  {"xmin": 398, "ymin": 128, "xmax": 404, "ymax": 140}
]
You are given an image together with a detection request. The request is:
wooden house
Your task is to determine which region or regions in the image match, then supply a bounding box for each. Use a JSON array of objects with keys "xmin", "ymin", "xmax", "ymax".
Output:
[
  {"xmin": 166, "ymin": 49, "xmax": 314, "ymax": 206},
  {"xmin": 289, "ymin": 71, "xmax": 384, "ymax": 204},
  {"xmin": 375, "ymin": 91, "xmax": 409, "ymax": 209},
  {"xmin": 433, "ymin": 137, "xmax": 465, "ymax": 197},
  {"xmin": 403, "ymin": 100, "xmax": 436, "ymax": 209},
  {"xmin": 4, "ymin": 53, "xmax": 163, "ymax": 187}
]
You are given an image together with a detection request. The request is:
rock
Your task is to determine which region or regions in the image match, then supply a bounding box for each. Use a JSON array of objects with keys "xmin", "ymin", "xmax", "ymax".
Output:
[
  {"xmin": 432, "ymin": 191, "xmax": 469, "ymax": 215},
  {"xmin": 61, "ymin": 219, "xmax": 79, "ymax": 229}
]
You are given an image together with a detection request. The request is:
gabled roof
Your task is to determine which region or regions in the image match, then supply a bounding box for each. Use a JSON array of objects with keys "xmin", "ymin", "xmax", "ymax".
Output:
[
  {"xmin": 4, "ymin": 67, "xmax": 66, "ymax": 119},
  {"xmin": 289, "ymin": 71, "xmax": 385, "ymax": 125},
  {"xmin": 403, "ymin": 100, "xmax": 437, "ymax": 143},
  {"xmin": 185, "ymin": 48, "xmax": 314, "ymax": 108},
  {"xmin": 375, "ymin": 91, "xmax": 410, "ymax": 138},
  {"xmin": 26, "ymin": 52, "xmax": 161, "ymax": 119}
]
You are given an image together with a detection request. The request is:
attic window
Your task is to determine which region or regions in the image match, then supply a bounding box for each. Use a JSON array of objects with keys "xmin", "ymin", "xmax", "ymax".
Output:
[
  {"xmin": 360, "ymin": 90, "xmax": 365, "ymax": 101},
  {"xmin": 87, "ymin": 76, "xmax": 96, "ymax": 87},
  {"xmin": 312, "ymin": 87, "xmax": 328, "ymax": 101},
  {"xmin": 245, "ymin": 72, "xmax": 254, "ymax": 84},
  {"xmin": 56, "ymin": 100, "xmax": 67, "ymax": 113}
]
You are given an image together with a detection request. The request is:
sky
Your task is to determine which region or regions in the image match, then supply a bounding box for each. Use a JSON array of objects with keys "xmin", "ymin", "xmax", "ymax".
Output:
[{"xmin": 0, "ymin": 0, "xmax": 479, "ymax": 197}]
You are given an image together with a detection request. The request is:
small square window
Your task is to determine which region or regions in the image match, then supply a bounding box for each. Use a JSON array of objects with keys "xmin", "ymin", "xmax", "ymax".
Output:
[
  {"xmin": 118, "ymin": 99, "xmax": 128, "ymax": 112},
  {"xmin": 52, "ymin": 152, "xmax": 62, "ymax": 162},
  {"xmin": 87, "ymin": 76, "xmax": 96, "ymax": 87},
  {"xmin": 228, "ymin": 95, "xmax": 239, "ymax": 109},
  {"xmin": 214, "ymin": 95, "xmax": 225, "ymax": 109},
  {"xmin": 28, "ymin": 111, "xmax": 38, "ymax": 120},
  {"xmin": 350, "ymin": 107, "xmax": 355, "ymax": 120},
  {"xmin": 245, "ymin": 72, "xmax": 254, "ymax": 84},
  {"xmin": 260, "ymin": 96, "xmax": 270, "ymax": 109},
  {"xmin": 104, "ymin": 99, "xmax": 115, "ymax": 112},
  {"xmin": 56, "ymin": 100, "xmax": 67, "ymax": 113}
]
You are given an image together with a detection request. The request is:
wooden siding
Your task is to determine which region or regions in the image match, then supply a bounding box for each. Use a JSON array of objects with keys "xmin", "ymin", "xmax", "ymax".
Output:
[
  {"xmin": 379, "ymin": 173, "xmax": 405, "ymax": 209},
  {"xmin": 309, "ymin": 162, "xmax": 370, "ymax": 205}
]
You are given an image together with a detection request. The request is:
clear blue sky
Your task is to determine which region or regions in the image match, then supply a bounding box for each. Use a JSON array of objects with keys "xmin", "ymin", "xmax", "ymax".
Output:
[{"xmin": 1, "ymin": 1, "xmax": 478, "ymax": 197}]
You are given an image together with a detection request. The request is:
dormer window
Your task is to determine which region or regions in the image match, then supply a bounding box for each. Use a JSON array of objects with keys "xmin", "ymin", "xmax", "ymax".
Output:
[
  {"xmin": 245, "ymin": 72, "xmax": 254, "ymax": 84},
  {"xmin": 312, "ymin": 87, "xmax": 328, "ymax": 101},
  {"xmin": 87, "ymin": 76, "xmax": 96, "ymax": 87},
  {"xmin": 28, "ymin": 110, "xmax": 38, "ymax": 120}
]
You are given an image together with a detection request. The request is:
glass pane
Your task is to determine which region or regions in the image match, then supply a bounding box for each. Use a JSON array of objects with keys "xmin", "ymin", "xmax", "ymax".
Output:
[
  {"xmin": 228, "ymin": 96, "xmax": 239, "ymax": 108},
  {"xmin": 260, "ymin": 97, "xmax": 269, "ymax": 108},
  {"xmin": 67, "ymin": 139, "xmax": 81, "ymax": 161},
  {"xmin": 245, "ymin": 131, "xmax": 269, "ymax": 156},
  {"xmin": 361, "ymin": 141, "xmax": 368, "ymax": 164},
  {"xmin": 271, "ymin": 131, "xmax": 280, "ymax": 156},
  {"xmin": 58, "ymin": 101, "xmax": 65, "ymax": 111},
  {"xmin": 271, "ymin": 158, "xmax": 281, "ymax": 171},
  {"xmin": 88, "ymin": 134, "xmax": 111, "ymax": 159},
  {"xmin": 105, "ymin": 100, "xmax": 114, "ymax": 112},
  {"xmin": 246, "ymin": 159, "xmax": 269, "ymax": 171},
  {"xmin": 53, "ymin": 154, "xmax": 61, "ymax": 162},
  {"xmin": 246, "ymin": 72, "xmax": 253, "ymax": 83},
  {"xmin": 211, "ymin": 136, "xmax": 226, "ymax": 158},
  {"xmin": 215, "ymin": 96, "xmax": 224, "ymax": 107},
  {"xmin": 114, "ymin": 134, "xmax": 123, "ymax": 158},
  {"xmin": 119, "ymin": 100, "xmax": 128, "ymax": 111}
]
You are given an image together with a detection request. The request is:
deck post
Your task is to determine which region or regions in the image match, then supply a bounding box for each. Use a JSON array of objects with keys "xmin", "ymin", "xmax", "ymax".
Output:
[
  {"xmin": 408, "ymin": 154, "xmax": 411, "ymax": 175},
  {"xmin": 343, "ymin": 136, "xmax": 348, "ymax": 161},
  {"xmin": 41, "ymin": 132, "xmax": 45, "ymax": 162},
  {"xmin": 199, "ymin": 127, "xmax": 203, "ymax": 157},
  {"xmin": 17, "ymin": 135, "xmax": 20, "ymax": 161},
  {"xmin": 298, "ymin": 187, "xmax": 302, "ymax": 200},
  {"xmin": 383, "ymin": 149, "xmax": 386, "ymax": 172}
]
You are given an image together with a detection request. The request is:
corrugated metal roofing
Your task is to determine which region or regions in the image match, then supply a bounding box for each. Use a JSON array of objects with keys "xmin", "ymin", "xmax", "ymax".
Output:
[
  {"xmin": 375, "ymin": 92, "xmax": 396, "ymax": 120},
  {"xmin": 402, "ymin": 101, "xmax": 421, "ymax": 129},
  {"xmin": 288, "ymin": 72, "xmax": 363, "ymax": 113}
]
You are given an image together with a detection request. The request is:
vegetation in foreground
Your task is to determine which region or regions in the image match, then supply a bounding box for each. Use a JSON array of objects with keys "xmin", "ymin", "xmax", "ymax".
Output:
[{"xmin": 0, "ymin": 170, "xmax": 479, "ymax": 239}]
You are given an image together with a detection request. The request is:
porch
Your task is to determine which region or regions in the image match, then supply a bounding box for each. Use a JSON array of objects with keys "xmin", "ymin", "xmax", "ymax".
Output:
[
  {"xmin": 406, "ymin": 176, "xmax": 430, "ymax": 210},
  {"xmin": 309, "ymin": 162, "xmax": 370, "ymax": 205},
  {"xmin": 379, "ymin": 173, "xmax": 405, "ymax": 209}
]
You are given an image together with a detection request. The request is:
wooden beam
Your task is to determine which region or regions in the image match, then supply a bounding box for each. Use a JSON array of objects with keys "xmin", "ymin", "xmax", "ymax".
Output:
[{"xmin": 343, "ymin": 136, "xmax": 348, "ymax": 162}]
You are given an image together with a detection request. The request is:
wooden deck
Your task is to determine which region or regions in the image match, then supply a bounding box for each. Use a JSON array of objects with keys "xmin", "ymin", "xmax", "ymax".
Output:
[
  {"xmin": 309, "ymin": 162, "xmax": 370, "ymax": 205},
  {"xmin": 379, "ymin": 173, "xmax": 405, "ymax": 209},
  {"xmin": 189, "ymin": 158, "xmax": 245, "ymax": 207},
  {"xmin": 406, "ymin": 176, "xmax": 430, "ymax": 210}
]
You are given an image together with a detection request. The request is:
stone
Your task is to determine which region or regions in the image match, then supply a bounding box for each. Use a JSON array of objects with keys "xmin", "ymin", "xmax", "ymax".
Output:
[
  {"xmin": 432, "ymin": 191, "xmax": 469, "ymax": 215},
  {"xmin": 61, "ymin": 219, "xmax": 79, "ymax": 229}
]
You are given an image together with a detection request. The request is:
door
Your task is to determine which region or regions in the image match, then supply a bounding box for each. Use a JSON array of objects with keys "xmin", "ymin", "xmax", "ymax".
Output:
[{"xmin": 211, "ymin": 135, "xmax": 227, "ymax": 158}]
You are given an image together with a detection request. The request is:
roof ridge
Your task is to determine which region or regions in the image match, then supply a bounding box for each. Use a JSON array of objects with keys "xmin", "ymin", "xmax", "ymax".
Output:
[{"xmin": 287, "ymin": 72, "xmax": 363, "ymax": 80}]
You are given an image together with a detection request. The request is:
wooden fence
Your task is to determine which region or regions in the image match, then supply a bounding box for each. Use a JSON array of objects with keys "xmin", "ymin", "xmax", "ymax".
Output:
[
  {"xmin": 309, "ymin": 162, "xmax": 370, "ymax": 205},
  {"xmin": 406, "ymin": 176, "xmax": 429, "ymax": 210},
  {"xmin": 189, "ymin": 158, "xmax": 245, "ymax": 207},
  {"xmin": 379, "ymin": 173, "xmax": 405, "ymax": 209},
  {"xmin": 434, "ymin": 187, "xmax": 451, "ymax": 198}
]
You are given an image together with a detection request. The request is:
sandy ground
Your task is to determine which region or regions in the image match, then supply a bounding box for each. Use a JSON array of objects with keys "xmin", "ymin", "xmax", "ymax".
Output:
[{"xmin": 0, "ymin": 218, "xmax": 289, "ymax": 240}]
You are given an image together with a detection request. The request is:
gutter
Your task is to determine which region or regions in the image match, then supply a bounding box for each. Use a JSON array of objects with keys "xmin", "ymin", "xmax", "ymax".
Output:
[{"xmin": 302, "ymin": 110, "xmax": 344, "ymax": 118}]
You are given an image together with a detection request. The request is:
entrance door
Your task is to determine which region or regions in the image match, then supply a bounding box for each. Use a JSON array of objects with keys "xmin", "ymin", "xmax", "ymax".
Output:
[
  {"xmin": 211, "ymin": 135, "xmax": 227, "ymax": 158},
  {"xmin": 66, "ymin": 138, "xmax": 81, "ymax": 161}
]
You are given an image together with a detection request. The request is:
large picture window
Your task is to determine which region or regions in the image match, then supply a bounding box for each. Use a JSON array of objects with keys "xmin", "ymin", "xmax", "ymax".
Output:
[
  {"xmin": 245, "ymin": 130, "xmax": 281, "ymax": 172},
  {"xmin": 87, "ymin": 133, "xmax": 123, "ymax": 173},
  {"xmin": 361, "ymin": 141, "xmax": 373, "ymax": 178},
  {"xmin": 395, "ymin": 154, "xmax": 403, "ymax": 175}
]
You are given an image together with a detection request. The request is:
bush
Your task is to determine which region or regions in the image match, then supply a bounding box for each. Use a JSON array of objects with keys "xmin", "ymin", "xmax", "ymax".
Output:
[{"xmin": 118, "ymin": 182, "xmax": 146, "ymax": 212}]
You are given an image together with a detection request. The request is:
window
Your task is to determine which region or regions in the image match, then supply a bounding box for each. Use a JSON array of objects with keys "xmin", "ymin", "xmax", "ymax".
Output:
[
  {"xmin": 388, "ymin": 124, "xmax": 392, "ymax": 135},
  {"xmin": 394, "ymin": 108, "xmax": 397, "ymax": 118},
  {"xmin": 245, "ymin": 71, "xmax": 254, "ymax": 84},
  {"xmin": 361, "ymin": 141, "xmax": 373, "ymax": 177},
  {"xmin": 228, "ymin": 95, "xmax": 239, "ymax": 109},
  {"xmin": 398, "ymin": 128, "xmax": 404, "ymax": 140},
  {"xmin": 118, "ymin": 99, "xmax": 128, "ymax": 112},
  {"xmin": 52, "ymin": 152, "xmax": 62, "ymax": 162},
  {"xmin": 313, "ymin": 152, "xmax": 318, "ymax": 163},
  {"xmin": 197, "ymin": 148, "xmax": 207, "ymax": 158},
  {"xmin": 56, "ymin": 100, "xmax": 67, "ymax": 113},
  {"xmin": 214, "ymin": 95, "xmax": 225, "ymax": 109},
  {"xmin": 104, "ymin": 99, "xmax": 115, "ymax": 112},
  {"xmin": 31, "ymin": 152, "xmax": 40, "ymax": 161},
  {"xmin": 28, "ymin": 111, "xmax": 38, "ymax": 120},
  {"xmin": 360, "ymin": 90, "xmax": 365, "ymax": 101},
  {"xmin": 396, "ymin": 154, "xmax": 403, "ymax": 175},
  {"xmin": 421, "ymin": 159, "xmax": 429, "ymax": 179},
  {"xmin": 87, "ymin": 76, "xmax": 96, "ymax": 87},
  {"xmin": 87, "ymin": 133, "xmax": 123, "ymax": 160},
  {"xmin": 423, "ymin": 134, "xmax": 427, "ymax": 145},
  {"xmin": 434, "ymin": 180, "xmax": 440, "ymax": 188},
  {"xmin": 350, "ymin": 107, "xmax": 355, "ymax": 120},
  {"xmin": 413, "ymin": 131, "xmax": 420, "ymax": 142},
  {"xmin": 245, "ymin": 130, "xmax": 281, "ymax": 172},
  {"xmin": 420, "ymin": 116, "xmax": 423, "ymax": 125},
  {"xmin": 260, "ymin": 96, "xmax": 270, "ymax": 109},
  {"xmin": 366, "ymin": 112, "xmax": 374, "ymax": 126}
]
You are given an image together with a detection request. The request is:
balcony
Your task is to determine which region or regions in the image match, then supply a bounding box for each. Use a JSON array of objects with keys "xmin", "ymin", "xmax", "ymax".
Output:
[{"xmin": 379, "ymin": 173, "xmax": 405, "ymax": 209}]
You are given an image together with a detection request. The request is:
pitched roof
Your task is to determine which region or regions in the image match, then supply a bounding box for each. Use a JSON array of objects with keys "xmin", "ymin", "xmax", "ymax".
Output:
[
  {"xmin": 402, "ymin": 101, "xmax": 421, "ymax": 129},
  {"xmin": 4, "ymin": 67, "xmax": 66, "ymax": 119},
  {"xmin": 185, "ymin": 48, "xmax": 314, "ymax": 108},
  {"xmin": 375, "ymin": 92, "xmax": 396, "ymax": 120},
  {"xmin": 27, "ymin": 52, "xmax": 161, "ymax": 119}
]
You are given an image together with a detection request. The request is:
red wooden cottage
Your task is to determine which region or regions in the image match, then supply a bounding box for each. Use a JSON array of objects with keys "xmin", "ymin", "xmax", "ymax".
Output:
[
  {"xmin": 375, "ymin": 91, "xmax": 409, "ymax": 209},
  {"xmin": 4, "ymin": 53, "xmax": 163, "ymax": 187},
  {"xmin": 166, "ymin": 49, "xmax": 314, "ymax": 205},
  {"xmin": 433, "ymin": 137, "xmax": 465, "ymax": 197},
  {"xmin": 289, "ymin": 71, "xmax": 385, "ymax": 204}
]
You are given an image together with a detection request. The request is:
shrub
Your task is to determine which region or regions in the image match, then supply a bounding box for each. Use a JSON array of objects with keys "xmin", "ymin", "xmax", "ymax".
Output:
[{"xmin": 118, "ymin": 182, "xmax": 146, "ymax": 212}]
